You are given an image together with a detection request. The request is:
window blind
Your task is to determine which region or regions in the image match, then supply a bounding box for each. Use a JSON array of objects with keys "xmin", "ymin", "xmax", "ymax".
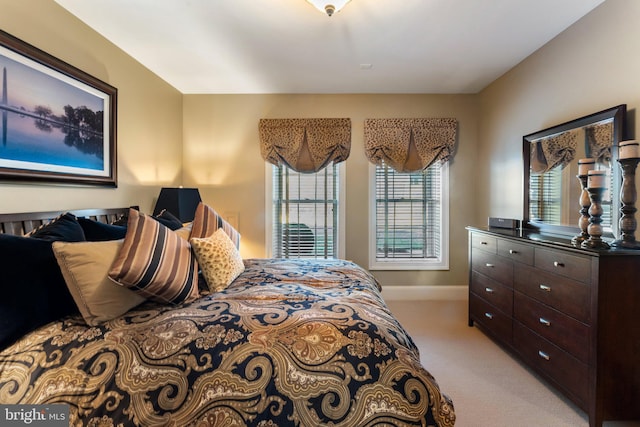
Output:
[
  {"xmin": 272, "ymin": 164, "xmax": 338, "ymax": 258},
  {"xmin": 374, "ymin": 163, "xmax": 441, "ymax": 260}
]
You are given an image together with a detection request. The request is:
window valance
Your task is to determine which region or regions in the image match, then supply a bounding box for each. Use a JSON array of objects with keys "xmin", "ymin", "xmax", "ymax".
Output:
[
  {"xmin": 259, "ymin": 118, "xmax": 351, "ymax": 173},
  {"xmin": 530, "ymin": 129, "xmax": 578, "ymax": 174},
  {"xmin": 364, "ymin": 118, "xmax": 457, "ymax": 173},
  {"xmin": 586, "ymin": 121, "xmax": 613, "ymax": 166}
]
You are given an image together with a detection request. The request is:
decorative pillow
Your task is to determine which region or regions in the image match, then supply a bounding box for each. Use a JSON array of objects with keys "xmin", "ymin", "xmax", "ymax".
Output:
[
  {"xmin": 77, "ymin": 217, "xmax": 127, "ymax": 241},
  {"xmin": 52, "ymin": 240, "xmax": 146, "ymax": 325},
  {"xmin": 153, "ymin": 209, "xmax": 184, "ymax": 230},
  {"xmin": 0, "ymin": 234, "xmax": 79, "ymax": 350},
  {"xmin": 191, "ymin": 229, "xmax": 245, "ymax": 292},
  {"xmin": 26, "ymin": 212, "xmax": 86, "ymax": 242},
  {"xmin": 108, "ymin": 209, "xmax": 200, "ymax": 305},
  {"xmin": 190, "ymin": 202, "xmax": 241, "ymax": 248}
]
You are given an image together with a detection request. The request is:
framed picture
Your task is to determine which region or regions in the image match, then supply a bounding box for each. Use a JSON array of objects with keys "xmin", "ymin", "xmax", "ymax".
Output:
[{"xmin": 0, "ymin": 29, "xmax": 117, "ymax": 187}]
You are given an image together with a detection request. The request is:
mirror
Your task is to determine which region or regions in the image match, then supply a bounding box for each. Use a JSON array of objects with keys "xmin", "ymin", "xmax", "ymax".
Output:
[{"xmin": 523, "ymin": 105, "xmax": 627, "ymax": 238}]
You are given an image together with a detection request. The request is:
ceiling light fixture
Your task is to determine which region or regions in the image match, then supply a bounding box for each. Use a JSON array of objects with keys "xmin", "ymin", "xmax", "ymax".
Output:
[{"xmin": 306, "ymin": 0, "xmax": 352, "ymax": 17}]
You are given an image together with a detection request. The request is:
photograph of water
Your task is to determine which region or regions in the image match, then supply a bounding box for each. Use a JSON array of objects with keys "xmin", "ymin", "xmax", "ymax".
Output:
[{"xmin": 0, "ymin": 45, "xmax": 109, "ymax": 176}]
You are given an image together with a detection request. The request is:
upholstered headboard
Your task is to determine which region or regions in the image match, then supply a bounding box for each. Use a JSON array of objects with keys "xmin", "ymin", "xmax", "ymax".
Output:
[{"xmin": 0, "ymin": 207, "xmax": 133, "ymax": 236}]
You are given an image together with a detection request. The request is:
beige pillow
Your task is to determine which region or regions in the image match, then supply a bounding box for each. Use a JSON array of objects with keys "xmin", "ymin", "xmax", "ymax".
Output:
[
  {"xmin": 52, "ymin": 240, "xmax": 146, "ymax": 325},
  {"xmin": 191, "ymin": 229, "xmax": 245, "ymax": 292}
]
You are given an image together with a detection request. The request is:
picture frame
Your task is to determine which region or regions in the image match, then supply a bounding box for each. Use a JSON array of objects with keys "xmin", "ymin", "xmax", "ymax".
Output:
[{"xmin": 0, "ymin": 29, "xmax": 117, "ymax": 187}]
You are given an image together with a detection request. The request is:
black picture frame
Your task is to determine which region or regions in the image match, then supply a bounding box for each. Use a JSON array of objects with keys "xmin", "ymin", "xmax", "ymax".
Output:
[{"xmin": 0, "ymin": 29, "xmax": 117, "ymax": 187}]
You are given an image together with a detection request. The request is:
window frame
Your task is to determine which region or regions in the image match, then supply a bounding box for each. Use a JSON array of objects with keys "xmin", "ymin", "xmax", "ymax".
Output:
[
  {"xmin": 265, "ymin": 162, "xmax": 346, "ymax": 259},
  {"xmin": 368, "ymin": 162, "xmax": 449, "ymax": 271}
]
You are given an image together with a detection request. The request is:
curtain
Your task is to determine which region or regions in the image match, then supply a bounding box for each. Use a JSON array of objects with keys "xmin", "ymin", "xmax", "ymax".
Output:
[
  {"xmin": 585, "ymin": 122, "xmax": 613, "ymax": 167},
  {"xmin": 364, "ymin": 118, "xmax": 457, "ymax": 173},
  {"xmin": 530, "ymin": 129, "xmax": 578, "ymax": 174},
  {"xmin": 259, "ymin": 118, "xmax": 351, "ymax": 173}
]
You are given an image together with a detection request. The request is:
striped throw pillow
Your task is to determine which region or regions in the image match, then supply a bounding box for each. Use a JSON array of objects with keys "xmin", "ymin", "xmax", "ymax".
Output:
[
  {"xmin": 108, "ymin": 209, "xmax": 199, "ymax": 304},
  {"xmin": 190, "ymin": 203, "xmax": 241, "ymax": 248}
]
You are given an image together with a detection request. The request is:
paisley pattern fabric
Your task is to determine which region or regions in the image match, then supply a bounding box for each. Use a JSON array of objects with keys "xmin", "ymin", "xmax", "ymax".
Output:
[{"xmin": 0, "ymin": 258, "xmax": 455, "ymax": 427}]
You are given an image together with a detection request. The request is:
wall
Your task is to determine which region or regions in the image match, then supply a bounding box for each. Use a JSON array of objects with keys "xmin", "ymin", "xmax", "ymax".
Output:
[
  {"xmin": 477, "ymin": 0, "xmax": 640, "ymax": 225},
  {"xmin": 0, "ymin": 1, "xmax": 183, "ymax": 215},
  {"xmin": 183, "ymin": 94, "xmax": 479, "ymax": 287}
]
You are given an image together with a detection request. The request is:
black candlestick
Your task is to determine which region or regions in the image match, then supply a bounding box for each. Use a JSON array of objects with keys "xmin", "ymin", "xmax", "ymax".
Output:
[
  {"xmin": 582, "ymin": 186, "xmax": 610, "ymax": 250},
  {"xmin": 612, "ymin": 157, "xmax": 640, "ymax": 249},
  {"xmin": 571, "ymin": 174, "xmax": 590, "ymax": 247}
]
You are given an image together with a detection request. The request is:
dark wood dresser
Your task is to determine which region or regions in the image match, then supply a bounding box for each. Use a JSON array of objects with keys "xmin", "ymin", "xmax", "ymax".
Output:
[{"xmin": 467, "ymin": 226, "xmax": 640, "ymax": 427}]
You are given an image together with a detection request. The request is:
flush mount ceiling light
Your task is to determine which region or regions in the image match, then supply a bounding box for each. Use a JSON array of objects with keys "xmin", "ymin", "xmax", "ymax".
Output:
[{"xmin": 306, "ymin": 0, "xmax": 352, "ymax": 16}]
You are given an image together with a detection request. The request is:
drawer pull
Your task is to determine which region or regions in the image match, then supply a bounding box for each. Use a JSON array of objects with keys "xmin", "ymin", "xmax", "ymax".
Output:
[
  {"xmin": 484, "ymin": 312, "xmax": 494, "ymax": 320},
  {"xmin": 485, "ymin": 287, "xmax": 494, "ymax": 293},
  {"xmin": 539, "ymin": 284, "xmax": 552, "ymax": 292},
  {"xmin": 485, "ymin": 263, "xmax": 495, "ymax": 268},
  {"xmin": 539, "ymin": 317, "xmax": 551, "ymax": 326},
  {"xmin": 509, "ymin": 249, "xmax": 518, "ymax": 254},
  {"xmin": 480, "ymin": 241, "xmax": 488, "ymax": 245},
  {"xmin": 553, "ymin": 261, "xmax": 565, "ymax": 268},
  {"xmin": 538, "ymin": 350, "xmax": 550, "ymax": 361}
]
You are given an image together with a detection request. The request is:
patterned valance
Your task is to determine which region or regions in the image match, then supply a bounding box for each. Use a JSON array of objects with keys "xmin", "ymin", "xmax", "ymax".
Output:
[
  {"xmin": 259, "ymin": 118, "xmax": 351, "ymax": 173},
  {"xmin": 364, "ymin": 118, "xmax": 457, "ymax": 173},
  {"xmin": 586, "ymin": 122, "xmax": 613, "ymax": 167},
  {"xmin": 530, "ymin": 129, "xmax": 578, "ymax": 174}
]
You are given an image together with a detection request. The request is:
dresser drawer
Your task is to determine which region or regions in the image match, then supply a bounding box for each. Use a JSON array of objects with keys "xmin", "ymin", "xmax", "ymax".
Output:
[
  {"xmin": 514, "ymin": 264, "xmax": 591, "ymax": 323},
  {"xmin": 497, "ymin": 239, "xmax": 534, "ymax": 265},
  {"xmin": 514, "ymin": 292, "xmax": 589, "ymax": 363},
  {"xmin": 470, "ymin": 271, "xmax": 513, "ymax": 315},
  {"xmin": 514, "ymin": 322, "xmax": 588, "ymax": 408},
  {"xmin": 470, "ymin": 295, "xmax": 512, "ymax": 344},
  {"xmin": 471, "ymin": 250, "xmax": 513, "ymax": 285},
  {"xmin": 471, "ymin": 233, "xmax": 497, "ymax": 254},
  {"xmin": 534, "ymin": 248, "xmax": 592, "ymax": 284}
]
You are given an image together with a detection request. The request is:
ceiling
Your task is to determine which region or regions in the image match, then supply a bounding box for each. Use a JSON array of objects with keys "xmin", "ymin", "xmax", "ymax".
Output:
[{"xmin": 54, "ymin": 0, "xmax": 605, "ymax": 94}]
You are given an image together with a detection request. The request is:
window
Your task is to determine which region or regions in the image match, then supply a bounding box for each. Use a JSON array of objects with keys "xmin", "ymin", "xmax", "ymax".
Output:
[
  {"xmin": 529, "ymin": 168, "xmax": 562, "ymax": 223},
  {"xmin": 267, "ymin": 163, "xmax": 344, "ymax": 259},
  {"xmin": 369, "ymin": 162, "xmax": 449, "ymax": 270}
]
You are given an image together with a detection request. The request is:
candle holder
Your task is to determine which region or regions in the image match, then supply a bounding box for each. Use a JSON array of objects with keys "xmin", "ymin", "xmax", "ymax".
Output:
[
  {"xmin": 571, "ymin": 174, "xmax": 590, "ymax": 247},
  {"xmin": 582, "ymin": 186, "xmax": 610, "ymax": 250},
  {"xmin": 612, "ymin": 157, "xmax": 640, "ymax": 249}
]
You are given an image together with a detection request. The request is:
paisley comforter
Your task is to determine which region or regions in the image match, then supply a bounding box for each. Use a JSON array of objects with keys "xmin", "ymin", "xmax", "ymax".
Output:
[{"xmin": 0, "ymin": 258, "xmax": 455, "ymax": 426}]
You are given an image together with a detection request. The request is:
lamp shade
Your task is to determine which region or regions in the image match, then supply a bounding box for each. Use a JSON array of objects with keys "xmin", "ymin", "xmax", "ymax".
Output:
[{"xmin": 152, "ymin": 187, "xmax": 202, "ymax": 222}]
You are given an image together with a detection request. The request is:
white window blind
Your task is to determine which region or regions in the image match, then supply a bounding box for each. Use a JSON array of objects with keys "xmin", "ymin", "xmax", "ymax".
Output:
[
  {"xmin": 370, "ymin": 162, "xmax": 448, "ymax": 270},
  {"xmin": 272, "ymin": 164, "xmax": 339, "ymax": 258},
  {"xmin": 529, "ymin": 168, "xmax": 562, "ymax": 223}
]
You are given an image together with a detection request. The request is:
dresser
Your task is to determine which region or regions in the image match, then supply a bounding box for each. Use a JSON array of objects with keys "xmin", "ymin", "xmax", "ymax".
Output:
[{"xmin": 467, "ymin": 226, "xmax": 640, "ymax": 427}]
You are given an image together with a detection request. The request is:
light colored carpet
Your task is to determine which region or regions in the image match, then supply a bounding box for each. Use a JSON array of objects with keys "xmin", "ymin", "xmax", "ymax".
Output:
[{"xmin": 385, "ymin": 299, "xmax": 640, "ymax": 427}]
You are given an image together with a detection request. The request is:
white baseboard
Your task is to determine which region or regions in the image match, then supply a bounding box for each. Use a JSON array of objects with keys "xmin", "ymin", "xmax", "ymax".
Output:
[{"xmin": 381, "ymin": 285, "xmax": 468, "ymax": 301}]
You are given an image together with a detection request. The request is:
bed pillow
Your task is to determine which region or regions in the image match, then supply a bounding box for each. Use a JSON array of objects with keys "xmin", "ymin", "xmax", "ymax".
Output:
[
  {"xmin": 191, "ymin": 229, "xmax": 245, "ymax": 292},
  {"xmin": 52, "ymin": 240, "xmax": 146, "ymax": 325},
  {"xmin": 26, "ymin": 212, "xmax": 86, "ymax": 242},
  {"xmin": 108, "ymin": 209, "xmax": 200, "ymax": 305},
  {"xmin": 190, "ymin": 202, "xmax": 241, "ymax": 248},
  {"xmin": 0, "ymin": 234, "xmax": 79, "ymax": 350},
  {"xmin": 77, "ymin": 217, "xmax": 127, "ymax": 241}
]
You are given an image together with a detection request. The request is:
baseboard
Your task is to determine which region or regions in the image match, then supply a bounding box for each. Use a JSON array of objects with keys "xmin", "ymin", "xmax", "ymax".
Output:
[{"xmin": 381, "ymin": 285, "xmax": 468, "ymax": 301}]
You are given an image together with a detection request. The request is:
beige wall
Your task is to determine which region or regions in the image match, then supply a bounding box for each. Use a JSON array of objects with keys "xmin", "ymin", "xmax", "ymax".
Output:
[
  {"xmin": 477, "ymin": 0, "xmax": 640, "ymax": 226},
  {"xmin": 183, "ymin": 94, "xmax": 479, "ymax": 287},
  {"xmin": 0, "ymin": 1, "xmax": 183, "ymax": 215},
  {"xmin": 3, "ymin": 0, "xmax": 635, "ymax": 288}
]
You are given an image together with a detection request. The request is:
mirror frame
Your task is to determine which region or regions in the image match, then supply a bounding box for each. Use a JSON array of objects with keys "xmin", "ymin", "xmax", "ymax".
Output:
[{"xmin": 523, "ymin": 104, "xmax": 627, "ymax": 237}]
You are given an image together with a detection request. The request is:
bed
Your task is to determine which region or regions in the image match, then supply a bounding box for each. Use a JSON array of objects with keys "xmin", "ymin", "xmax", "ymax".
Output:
[{"xmin": 0, "ymin": 205, "xmax": 455, "ymax": 426}]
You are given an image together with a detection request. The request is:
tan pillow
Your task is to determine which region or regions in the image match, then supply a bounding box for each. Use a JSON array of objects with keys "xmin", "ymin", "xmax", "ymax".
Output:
[
  {"xmin": 108, "ymin": 209, "xmax": 200, "ymax": 305},
  {"xmin": 191, "ymin": 229, "xmax": 245, "ymax": 292},
  {"xmin": 52, "ymin": 240, "xmax": 146, "ymax": 325}
]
